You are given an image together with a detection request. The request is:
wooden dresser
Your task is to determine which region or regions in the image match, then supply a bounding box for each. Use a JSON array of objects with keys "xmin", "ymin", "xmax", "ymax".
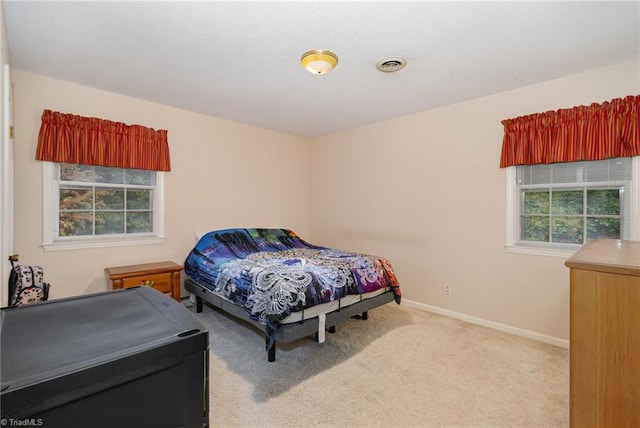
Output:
[
  {"xmin": 105, "ymin": 261, "xmax": 183, "ymax": 302},
  {"xmin": 565, "ymin": 239, "xmax": 640, "ymax": 427}
]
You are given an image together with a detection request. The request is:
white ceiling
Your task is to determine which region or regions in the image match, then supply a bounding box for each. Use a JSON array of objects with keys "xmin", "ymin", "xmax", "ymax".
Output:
[{"xmin": 3, "ymin": 1, "xmax": 639, "ymax": 137}]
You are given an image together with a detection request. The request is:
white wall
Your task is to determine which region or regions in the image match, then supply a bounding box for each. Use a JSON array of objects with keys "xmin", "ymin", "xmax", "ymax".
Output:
[
  {"xmin": 309, "ymin": 59, "xmax": 640, "ymax": 343},
  {"xmin": 12, "ymin": 71, "xmax": 310, "ymax": 299},
  {"xmin": 11, "ymin": 59, "xmax": 639, "ymax": 344}
]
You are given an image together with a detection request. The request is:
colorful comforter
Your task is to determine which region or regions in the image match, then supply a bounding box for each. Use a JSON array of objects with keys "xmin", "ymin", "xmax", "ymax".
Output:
[{"xmin": 184, "ymin": 228, "xmax": 400, "ymax": 349}]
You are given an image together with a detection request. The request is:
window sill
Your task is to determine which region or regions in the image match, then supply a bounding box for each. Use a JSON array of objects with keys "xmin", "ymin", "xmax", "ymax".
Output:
[
  {"xmin": 505, "ymin": 245, "xmax": 577, "ymax": 259},
  {"xmin": 41, "ymin": 236, "xmax": 166, "ymax": 252}
]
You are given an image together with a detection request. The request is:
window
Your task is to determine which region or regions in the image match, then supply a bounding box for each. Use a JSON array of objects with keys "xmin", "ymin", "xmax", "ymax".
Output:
[
  {"xmin": 506, "ymin": 157, "xmax": 639, "ymax": 256},
  {"xmin": 43, "ymin": 162, "xmax": 165, "ymax": 250}
]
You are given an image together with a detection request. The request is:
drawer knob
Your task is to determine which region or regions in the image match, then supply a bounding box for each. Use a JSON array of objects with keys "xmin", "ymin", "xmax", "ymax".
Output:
[{"xmin": 141, "ymin": 280, "xmax": 155, "ymax": 287}]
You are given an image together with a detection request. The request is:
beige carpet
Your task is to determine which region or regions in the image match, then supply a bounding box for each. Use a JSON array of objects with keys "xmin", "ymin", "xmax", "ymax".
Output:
[{"xmin": 188, "ymin": 302, "xmax": 568, "ymax": 427}]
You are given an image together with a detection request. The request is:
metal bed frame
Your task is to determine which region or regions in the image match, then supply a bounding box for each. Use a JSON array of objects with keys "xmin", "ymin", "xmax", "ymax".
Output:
[{"xmin": 185, "ymin": 277, "xmax": 395, "ymax": 362}]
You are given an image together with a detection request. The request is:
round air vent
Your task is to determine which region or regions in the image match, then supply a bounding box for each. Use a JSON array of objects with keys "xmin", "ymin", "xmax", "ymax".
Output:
[{"xmin": 375, "ymin": 56, "xmax": 407, "ymax": 73}]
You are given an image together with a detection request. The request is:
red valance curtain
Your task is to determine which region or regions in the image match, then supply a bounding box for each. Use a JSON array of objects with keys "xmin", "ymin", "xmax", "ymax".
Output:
[
  {"xmin": 499, "ymin": 95, "xmax": 639, "ymax": 168},
  {"xmin": 36, "ymin": 110, "xmax": 171, "ymax": 171}
]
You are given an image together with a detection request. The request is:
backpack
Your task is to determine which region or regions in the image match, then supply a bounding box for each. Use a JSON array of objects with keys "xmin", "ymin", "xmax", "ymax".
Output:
[{"xmin": 8, "ymin": 256, "xmax": 51, "ymax": 307}]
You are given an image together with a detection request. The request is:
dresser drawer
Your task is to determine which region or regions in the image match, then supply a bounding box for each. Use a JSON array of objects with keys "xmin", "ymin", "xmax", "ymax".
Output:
[{"xmin": 122, "ymin": 273, "xmax": 172, "ymax": 294}]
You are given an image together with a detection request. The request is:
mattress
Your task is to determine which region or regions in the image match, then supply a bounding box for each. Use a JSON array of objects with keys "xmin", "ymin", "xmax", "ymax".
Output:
[{"xmin": 184, "ymin": 228, "xmax": 401, "ymax": 350}]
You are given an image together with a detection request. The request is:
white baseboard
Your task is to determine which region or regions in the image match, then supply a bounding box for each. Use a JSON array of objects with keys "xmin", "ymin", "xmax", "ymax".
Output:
[{"xmin": 402, "ymin": 299, "xmax": 569, "ymax": 349}]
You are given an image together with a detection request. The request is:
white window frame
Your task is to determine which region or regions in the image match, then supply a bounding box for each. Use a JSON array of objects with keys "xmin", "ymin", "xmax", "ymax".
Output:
[
  {"xmin": 42, "ymin": 162, "xmax": 165, "ymax": 251},
  {"xmin": 505, "ymin": 156, "xmax": 640, "ymax": 258}
]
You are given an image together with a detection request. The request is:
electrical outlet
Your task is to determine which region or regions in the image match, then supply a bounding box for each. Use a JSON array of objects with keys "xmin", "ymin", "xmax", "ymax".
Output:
[{"xmin": 444, "ymin": 284, "xmax": 451, "ymax": 295}]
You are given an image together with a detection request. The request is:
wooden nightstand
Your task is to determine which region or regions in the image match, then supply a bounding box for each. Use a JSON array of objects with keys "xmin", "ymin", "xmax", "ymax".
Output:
[{"xmin": 105, "ymin": 261, "xmax": 183, "ymax": 302}]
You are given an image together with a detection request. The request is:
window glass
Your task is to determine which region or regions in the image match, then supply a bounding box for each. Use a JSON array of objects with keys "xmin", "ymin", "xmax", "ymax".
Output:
[
  {"xmin": 516, "ymin": 158, "xmax": 631, "ymax": 248},
  {"xmin": 56, "ymin": 163, "xmax": 156, "ymax": 238}
]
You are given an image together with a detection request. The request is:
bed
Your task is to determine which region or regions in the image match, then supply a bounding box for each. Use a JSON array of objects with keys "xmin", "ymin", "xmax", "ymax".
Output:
[{"xmin": 184, "ymin": 228, "xmax": 401, "ymax": 361}]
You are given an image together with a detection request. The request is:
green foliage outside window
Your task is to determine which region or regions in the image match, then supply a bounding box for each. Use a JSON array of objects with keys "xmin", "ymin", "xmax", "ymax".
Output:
[
  {"xmin": 521, "ymin": 188, "xmax": 621, "ymax": 245},
  {"xmin": 58, "ymin": 164, "xmax": 154, "ymax": 237}
]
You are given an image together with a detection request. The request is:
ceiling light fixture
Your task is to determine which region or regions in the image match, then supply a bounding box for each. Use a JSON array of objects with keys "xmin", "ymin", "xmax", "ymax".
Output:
[{"xmin": 301, "ymin": 50, "xmax": 339, "ymax": 75}]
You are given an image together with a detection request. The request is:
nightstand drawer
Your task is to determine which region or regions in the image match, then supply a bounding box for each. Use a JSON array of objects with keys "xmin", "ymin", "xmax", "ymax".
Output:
[{"xmin": 122, "ymin": 273, "xmax": 172, "ymax": 293}]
